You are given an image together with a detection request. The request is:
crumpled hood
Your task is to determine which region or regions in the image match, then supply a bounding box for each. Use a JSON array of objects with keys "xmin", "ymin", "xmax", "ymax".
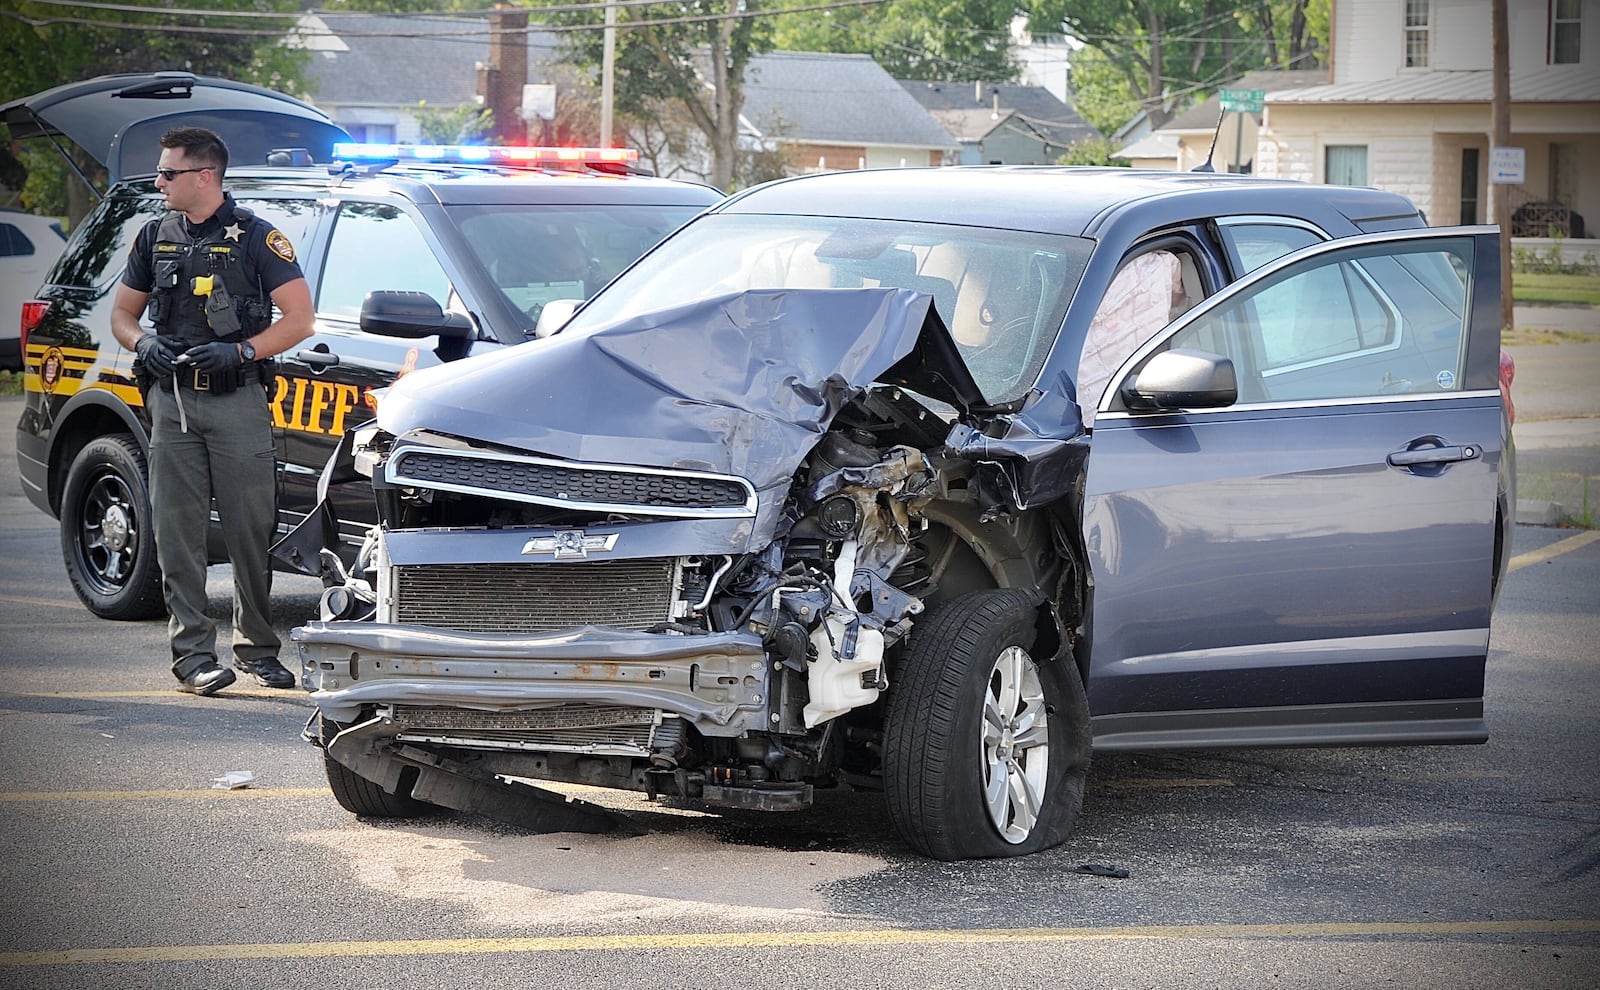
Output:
[{"xmin": 378, "ymin": 288, "xmax": 977, "ymax": 491}]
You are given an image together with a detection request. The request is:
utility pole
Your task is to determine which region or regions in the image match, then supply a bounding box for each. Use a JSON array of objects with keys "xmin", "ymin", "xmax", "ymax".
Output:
[
  {"xmin": 1490, "ymin": 0, "xmax": 1513, "ymax": 332},
  {"xmin": 601, "ymin": 0, "xmax": 617, "ymax": 147}
]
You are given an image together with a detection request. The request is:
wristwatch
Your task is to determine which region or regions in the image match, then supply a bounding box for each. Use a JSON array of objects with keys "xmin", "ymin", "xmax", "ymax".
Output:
[{"xmin": 239, "ymin": 340, "xmax": 257, "ymax": 362}]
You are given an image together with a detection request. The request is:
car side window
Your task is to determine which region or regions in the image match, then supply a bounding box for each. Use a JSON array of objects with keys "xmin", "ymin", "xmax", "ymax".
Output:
[
  {"xmin": 1163, "ymin": 239, "xmax": 1473, "ymax": 403},
  {"xmin": 318, "ymin": 202, "xmax": 451, "ymax": 322},
  {"xmin": 52, "ymin": 197, "xmax": 166, "ymax": 290},
  {"xmin": 234, "ymin": 198, "xmax": 318, "ymax": 266},
  {"xmin": 1217, "ymin": 222, "xmax": 1323, "ymax": 275},
  {"xmin": 0, "ymin": 222, "xmax": 33, "ymax": 256},
  {"xmin": 1077, "ymin": 248, "xmax": 1204, "ymax": 425}
]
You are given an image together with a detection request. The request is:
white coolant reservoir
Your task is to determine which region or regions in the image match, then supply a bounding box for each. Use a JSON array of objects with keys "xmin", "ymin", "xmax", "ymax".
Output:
[{"xmin": 802, "ymin": 615, "xmax": 886, "ymax": 727}]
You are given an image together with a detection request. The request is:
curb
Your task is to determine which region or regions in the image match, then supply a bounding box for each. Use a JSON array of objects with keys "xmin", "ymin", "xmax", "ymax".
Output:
[{"xmin": 1516, "ymin": 498, "xmax": 1570, "ymax": 527}]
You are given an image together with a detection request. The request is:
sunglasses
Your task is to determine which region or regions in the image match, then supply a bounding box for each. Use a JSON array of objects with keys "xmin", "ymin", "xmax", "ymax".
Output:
[{"xmin": 156, "ymin": 166, "xmax": 211, "ymax": 181}]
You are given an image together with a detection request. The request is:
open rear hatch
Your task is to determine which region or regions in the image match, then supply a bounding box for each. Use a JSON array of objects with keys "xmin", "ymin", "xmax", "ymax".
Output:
[{"xmin": 1, "ymin": 71, "xmax": 350, "ymax": 189}]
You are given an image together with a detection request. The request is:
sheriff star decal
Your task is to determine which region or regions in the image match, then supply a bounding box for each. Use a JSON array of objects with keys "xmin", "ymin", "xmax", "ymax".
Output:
[
  {"xmin": 223, "ymin": 222, "xmax": 244, "ymax": 242},
  {"xmin": 265, "ymin": 228, "xmax": 295, "ymax": 262}
]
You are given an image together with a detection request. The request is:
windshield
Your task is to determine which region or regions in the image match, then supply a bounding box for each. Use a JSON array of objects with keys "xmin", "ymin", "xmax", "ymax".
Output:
[
  {"xmin": 567, "ymin": 213, "xmax": 1093, "ymax": 404},
  {"xmin": 449, "ymin": 203, "xmax": 708, "ymax": 325}
]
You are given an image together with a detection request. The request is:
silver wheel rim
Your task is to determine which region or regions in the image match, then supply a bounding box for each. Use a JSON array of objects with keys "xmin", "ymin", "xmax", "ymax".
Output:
[{"xmin": 981, "ymin": 645, "xmax": 1050, "ymax": 844}]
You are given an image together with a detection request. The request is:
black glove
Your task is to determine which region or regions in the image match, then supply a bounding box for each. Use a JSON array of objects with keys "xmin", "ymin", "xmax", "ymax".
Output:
[
  {"xmin": 134, "ymin": 334, "xmax": 182, "ymax": 376},
  {"xmin": 183, "ymin": 340, "xmax": 244, "ymax": 373}
]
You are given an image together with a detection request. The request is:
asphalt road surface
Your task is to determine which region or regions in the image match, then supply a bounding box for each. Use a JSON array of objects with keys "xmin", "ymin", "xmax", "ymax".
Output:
[{"xmin": 0, "ymin": 394, "xmax": 1596, "ymax": 989}]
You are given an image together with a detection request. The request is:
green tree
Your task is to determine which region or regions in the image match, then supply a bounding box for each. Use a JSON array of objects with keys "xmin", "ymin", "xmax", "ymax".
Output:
[
  {"xmin": 550, "ymin": 1, "xmax": 775, "ymax": 191},
  {"xmin": 1028, "ymin": 0, "xmax": 1328, "ymax": 131},
  {"xmin": 770, "ymin": 0, "xmax": 1020, "ymax": 81},
  {"xmin": 413, "ymin": 100, "xmax": 496, "ymax": 144},
  {"xmin": 0, "ymin": 0, "xmax": 309, "ymax": 224},
  {"xmin": 1064, "ymin": 46, "xmax": 1141, "ymax": 137},
  {"xmin": 1056, "ymin": 136, "xmax": 1129, "ymax": 166}
]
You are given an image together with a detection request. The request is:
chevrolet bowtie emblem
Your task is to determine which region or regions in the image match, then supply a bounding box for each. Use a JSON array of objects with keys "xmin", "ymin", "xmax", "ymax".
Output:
[{"xmin": 521, "ymin": 531, "xmax": 619, "ymax": 558}]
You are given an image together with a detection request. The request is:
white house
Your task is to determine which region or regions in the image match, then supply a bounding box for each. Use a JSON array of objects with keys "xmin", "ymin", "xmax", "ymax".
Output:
[{"xmin": 1257, "ymin": 0, "xmax": 1599, "ymax": 236}]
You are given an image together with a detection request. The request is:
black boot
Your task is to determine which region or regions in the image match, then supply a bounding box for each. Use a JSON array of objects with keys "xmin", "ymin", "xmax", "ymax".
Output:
[
  {"xmin": 235, "ymin": 656, "xmax": 296, "ymax": 689},
  {"xmin": 177, "ymin": 661, "xmax": 237, "ymax": 696}
]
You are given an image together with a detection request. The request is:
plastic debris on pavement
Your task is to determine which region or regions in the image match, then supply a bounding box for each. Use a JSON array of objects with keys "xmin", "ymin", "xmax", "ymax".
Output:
[{"xmin": 211, "ymin": 770, "xmax": 256, "ymax": 790}]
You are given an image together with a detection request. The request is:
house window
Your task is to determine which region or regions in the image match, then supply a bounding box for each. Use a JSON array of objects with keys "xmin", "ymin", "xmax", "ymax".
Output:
[
  {"xmin": 1405, "ymin": 0, "xmax": 1431, "ymax": 68},
  {"xmin": 1460, "ymin": 148, "xmax": 1481, "ymax": 225},
  {"xmin": 343, "ymin": 123, "xmax": 396, "ymax": 144},
  {"xmin": 1552, "ymin": 0, "xmax": 1582, "ymax": 64},
  {"xmin": 1326, "ymin": 145, "xmax": 1368, "ymax": 186}
]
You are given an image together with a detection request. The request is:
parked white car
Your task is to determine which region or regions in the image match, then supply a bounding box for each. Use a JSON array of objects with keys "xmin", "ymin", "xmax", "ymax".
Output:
[{"xmin": 1, "ymin": 207, "xmax": 67, "ymax": 371}]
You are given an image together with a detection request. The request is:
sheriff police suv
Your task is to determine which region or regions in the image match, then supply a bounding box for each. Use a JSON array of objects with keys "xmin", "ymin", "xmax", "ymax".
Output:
[{"xmin": 5, "ymin": 72, "xmax": 720, "ymax": 620}]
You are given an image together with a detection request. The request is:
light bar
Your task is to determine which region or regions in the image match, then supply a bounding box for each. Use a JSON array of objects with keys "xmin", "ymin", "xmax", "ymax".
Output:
[{"xmin": 331, "ymin": 142, "xmax": 639, "ymax": 167}]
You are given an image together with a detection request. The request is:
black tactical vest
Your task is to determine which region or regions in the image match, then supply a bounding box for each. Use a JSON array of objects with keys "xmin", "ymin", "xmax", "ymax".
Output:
[{"xmin": 147, "ymin": 201, "xmax": 273, "ymax": 349}]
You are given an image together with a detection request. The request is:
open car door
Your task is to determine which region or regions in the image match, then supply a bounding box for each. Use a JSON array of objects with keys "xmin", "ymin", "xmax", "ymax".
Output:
[{"xmin": 1082, "ymin": 227, "xmax": 1505, "ymax": 750}]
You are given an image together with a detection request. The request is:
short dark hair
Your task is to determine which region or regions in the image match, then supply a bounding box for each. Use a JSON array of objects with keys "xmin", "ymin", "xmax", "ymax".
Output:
[{"xmin": 159, "ymin": 127, "xmax": 229, "ymax": 176}]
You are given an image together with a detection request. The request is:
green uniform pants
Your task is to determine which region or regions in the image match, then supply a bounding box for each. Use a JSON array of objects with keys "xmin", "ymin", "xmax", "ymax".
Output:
[{"xmin": 146, "ymin": 382, "xmax": 279, "ymax": 679}]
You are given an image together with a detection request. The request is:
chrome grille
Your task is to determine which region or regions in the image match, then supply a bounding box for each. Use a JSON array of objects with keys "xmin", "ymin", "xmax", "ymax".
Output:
[
  {"xmin": 391, "ymin": 704, "xmax": 660, "ymax": 756},
  {"xmin": 394, "ymin": 558, "xmax": 677, "ymax": 632},
  {"xmin": 389, "ymin": 448, "xmax": 752, "ymax": 513}
]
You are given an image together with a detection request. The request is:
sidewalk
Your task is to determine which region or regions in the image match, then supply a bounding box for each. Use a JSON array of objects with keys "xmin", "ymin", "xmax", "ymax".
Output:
[{"xmin": 1507, "ymin": 307, "xmax": 1598, "ymax": 526}]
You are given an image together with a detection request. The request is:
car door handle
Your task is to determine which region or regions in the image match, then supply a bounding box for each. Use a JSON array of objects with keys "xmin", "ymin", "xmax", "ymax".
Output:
[
  {"xmin": 1387, "ymin": 442, "xmax": 1478, "ymax": 467},
  {"xmin": 293, "ymin": 349, "xmax": 340, "ymax": 369}
]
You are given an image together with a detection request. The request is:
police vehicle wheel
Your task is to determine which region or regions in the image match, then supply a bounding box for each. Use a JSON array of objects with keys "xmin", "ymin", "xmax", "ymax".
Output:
[
  {"xmin": 883, "ymin": 589, "xmax": 1091, "ymax": 860},
  {"xmin": 59, "ymin": 435, "xmax": 166, "ymax": 621}
]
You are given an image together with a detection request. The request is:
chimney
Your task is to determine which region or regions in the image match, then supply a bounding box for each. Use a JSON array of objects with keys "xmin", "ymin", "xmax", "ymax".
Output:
[{"xmin": 477, "ymin": 5, "xmax": 529, "ymax": 144}]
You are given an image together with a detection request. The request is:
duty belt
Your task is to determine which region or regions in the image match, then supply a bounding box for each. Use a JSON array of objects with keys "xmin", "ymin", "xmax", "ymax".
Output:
[{"xmin": 160, "ymin": 363, "xmax": 261, "ymax": 393}]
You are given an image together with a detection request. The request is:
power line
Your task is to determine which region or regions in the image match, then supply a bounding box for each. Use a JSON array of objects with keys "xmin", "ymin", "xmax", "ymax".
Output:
[{"xmin": 10, "ymin": 0, "xmax": 895, "ymax": 34}]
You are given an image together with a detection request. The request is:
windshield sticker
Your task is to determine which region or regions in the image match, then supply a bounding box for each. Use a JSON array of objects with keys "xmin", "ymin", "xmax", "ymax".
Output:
[{"xmin": 1436, "ymin": 370, "xmax": 1456, "ymax": 389}]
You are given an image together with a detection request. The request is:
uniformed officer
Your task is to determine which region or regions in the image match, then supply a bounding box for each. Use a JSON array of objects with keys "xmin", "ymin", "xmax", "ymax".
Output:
[{"xmin": 110, "ymin": 127, "xmax": 314, "ymax": 695}]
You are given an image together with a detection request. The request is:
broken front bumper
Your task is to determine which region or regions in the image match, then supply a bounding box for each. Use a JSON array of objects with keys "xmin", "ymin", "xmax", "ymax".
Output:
[{"xmin": 292, "ymin": 621, "xmax": 771, "ymax": 736}]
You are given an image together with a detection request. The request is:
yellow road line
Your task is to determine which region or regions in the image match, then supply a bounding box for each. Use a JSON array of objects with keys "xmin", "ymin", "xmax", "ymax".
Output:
[
  {"xmin": 0, "ymin": 594, "xmax": 86, "ymax": 610},
  {"xmin": 1509, "ymin": 529, "xmax": 1600, "ymax": 573},
  {"xmin": 0, "ymin": 788, "xmax": 328, "ymax": 802},
  {"xmin": 3, "ymin": 919, "xmax": 1597, "ymax": 966}
]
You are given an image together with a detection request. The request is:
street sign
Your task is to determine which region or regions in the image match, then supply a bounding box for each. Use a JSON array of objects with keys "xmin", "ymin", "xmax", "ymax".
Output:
[
  {"xmin": 1489, "ymin": 145, "xmax": 1526, "ymax": 184},
  {"xmin": 1219, "ymin": 88, "xmax": 1265, "ymax": 113}
]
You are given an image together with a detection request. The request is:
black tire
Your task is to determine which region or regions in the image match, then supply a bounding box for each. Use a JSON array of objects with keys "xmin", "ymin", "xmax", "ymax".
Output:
[
  {"xmin": 883, "ymin": 589, "xmax": 1091, "ymax": 860},
  {"xmin": 59, "ymin": 435, "xmax": 166, "ymax": 621},
  {"xmin": 320, "ymin": 719, "xmax": 441, "ymax": 819}
]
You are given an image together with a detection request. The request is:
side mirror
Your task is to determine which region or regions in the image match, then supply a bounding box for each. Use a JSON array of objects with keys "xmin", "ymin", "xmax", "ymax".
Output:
[
  {"xmin": 1120, "ymin": 348, "xmax": 1238, "ymax": 410},
  {"xmin": 359, "ymin": 290, "xmax": 474, "ymax": 340},
  {"xmin": 533, "ymin": 298, "xmax": 583, "ymax": 338},
  {"xmin": 360, "ymin": 290, "xmax": 475, "ymax": 362}
]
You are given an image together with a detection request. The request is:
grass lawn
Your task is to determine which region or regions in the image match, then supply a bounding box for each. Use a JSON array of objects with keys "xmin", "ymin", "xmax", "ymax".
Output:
[{"xmin": 1513, "ymin": 272, "xmax": 1600, "ymax": 306}]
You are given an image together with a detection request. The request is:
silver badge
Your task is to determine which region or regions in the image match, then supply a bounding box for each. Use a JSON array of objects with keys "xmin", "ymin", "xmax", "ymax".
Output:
[{"xmin": 521, "ymin": 530, "xmax": 618, "ymax": 558}]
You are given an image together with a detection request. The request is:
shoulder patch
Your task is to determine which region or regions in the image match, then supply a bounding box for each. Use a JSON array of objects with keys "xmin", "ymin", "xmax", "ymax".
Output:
[{"xmin": 265, "ymin": 228, "xmax": 296, "ymax": 263}]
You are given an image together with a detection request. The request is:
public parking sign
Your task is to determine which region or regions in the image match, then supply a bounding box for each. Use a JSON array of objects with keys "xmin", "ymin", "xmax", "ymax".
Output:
[
  {"xmin": 1489, "ymin": 146, "xmax": 1526, "ymax": 184},
  {"xmin": 1219, "ymin": 88, "xmax": 1265, "ymax": 113}
]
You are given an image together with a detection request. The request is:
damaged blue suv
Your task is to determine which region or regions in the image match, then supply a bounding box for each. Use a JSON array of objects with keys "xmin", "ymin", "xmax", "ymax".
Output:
[{"xmin": 293, "ymin": 167, "xmax": 1514, "ymax": 861}]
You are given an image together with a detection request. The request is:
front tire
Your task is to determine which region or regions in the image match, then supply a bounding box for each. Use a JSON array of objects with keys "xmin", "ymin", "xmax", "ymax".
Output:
[
  {"xmin": 884, "ymin": 590, "xmax": 1091, "ymax": 860},
  {"xmin": 59, "ymin": 435, "xmax": 165, "ymax": 620},
  {"xmin": 320, "ymin": 718, "xmax": 441, "ymax": 819}
]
